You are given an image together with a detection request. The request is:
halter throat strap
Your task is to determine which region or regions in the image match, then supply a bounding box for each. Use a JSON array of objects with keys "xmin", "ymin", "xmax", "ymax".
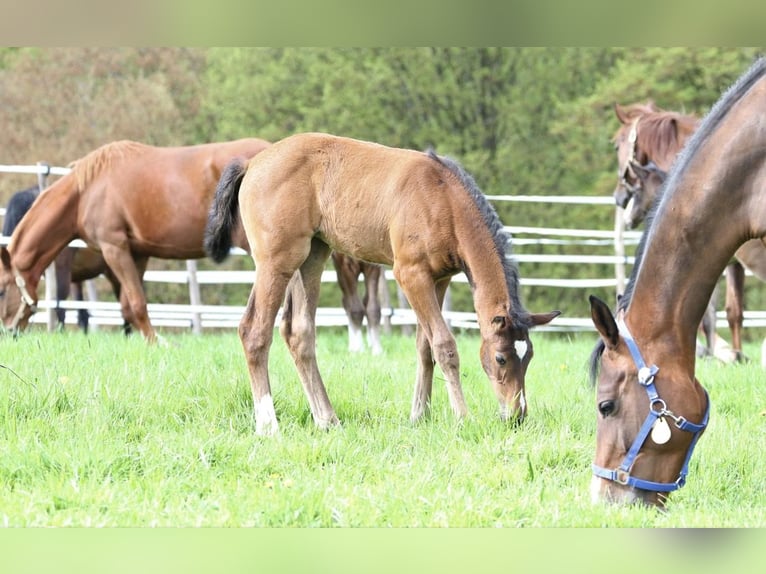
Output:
[{"xmin": 591, "ymin": 320, "xmax": 710, "ymax": 493}]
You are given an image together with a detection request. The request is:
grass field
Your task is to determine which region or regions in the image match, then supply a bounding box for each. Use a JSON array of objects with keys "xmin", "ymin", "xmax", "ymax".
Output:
[{"xmin": 0, "ymin": 327, "xmax": 764, "ymax": 527}]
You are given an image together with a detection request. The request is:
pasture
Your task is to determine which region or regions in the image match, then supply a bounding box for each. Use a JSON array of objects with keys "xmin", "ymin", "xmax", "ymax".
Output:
[{"xmin": 0, "ymin": 329, "xmax": 764, "ymax": 527}]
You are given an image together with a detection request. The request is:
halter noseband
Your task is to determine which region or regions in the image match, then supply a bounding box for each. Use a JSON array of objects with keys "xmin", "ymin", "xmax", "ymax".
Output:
[
  {"xmin": 8, "ymin": 268, "xmax": 37, "ymax": 332},
  {"xmin": 591, "ymin": 320, "xmax": 710, "ymax": 493}
]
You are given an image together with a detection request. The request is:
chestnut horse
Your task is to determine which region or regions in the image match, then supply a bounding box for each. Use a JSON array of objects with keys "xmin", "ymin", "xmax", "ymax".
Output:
[
  {"xmin": 612, "ymin": 101, "xmax": 766, "ymax": 363},
  {"xmin": 204, "ymin": 132, "xmax": 560, "ymax": 435},
  {"xmin": 0, "ymin": 138, "xmax": 271, "ymax": 340},
  {"xmin": 589, "ymin": 58, "xmax": 766, "ymax": 507},
  {"xmin": 2, "ymin": 185, "xmax": 124, "ymax": 333}
]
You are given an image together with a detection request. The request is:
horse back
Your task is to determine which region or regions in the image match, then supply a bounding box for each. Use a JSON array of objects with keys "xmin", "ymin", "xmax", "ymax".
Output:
[{"xmin": 239, "ymin": 133, "xmax": 465, "ymax": 265}]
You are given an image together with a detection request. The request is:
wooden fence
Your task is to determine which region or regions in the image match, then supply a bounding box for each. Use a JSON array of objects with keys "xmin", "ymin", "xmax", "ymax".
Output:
[{"xmin": 2, "ymin": 163, "xmax": 765, "ymax": 335}]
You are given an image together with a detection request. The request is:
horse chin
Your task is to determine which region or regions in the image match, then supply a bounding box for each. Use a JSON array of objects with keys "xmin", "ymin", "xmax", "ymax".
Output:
[
  {"xmin": 498, "ymin": 399, "xmax": 526, "ymax": 426},
  {"xmin": 589, "ymin": 476, "xmax": 667, "ymax": 509}
]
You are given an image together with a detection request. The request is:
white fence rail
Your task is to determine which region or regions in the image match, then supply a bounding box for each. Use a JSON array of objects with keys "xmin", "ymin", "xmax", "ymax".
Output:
[{"xmin": 2, "ymin": 162, "xmax": 765, "ymax": 334}]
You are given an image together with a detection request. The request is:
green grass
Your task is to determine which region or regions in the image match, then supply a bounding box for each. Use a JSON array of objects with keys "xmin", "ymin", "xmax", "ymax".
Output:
[{"xmin": 0, "ymin": 328, "xmax": 764, "ymax": 527}]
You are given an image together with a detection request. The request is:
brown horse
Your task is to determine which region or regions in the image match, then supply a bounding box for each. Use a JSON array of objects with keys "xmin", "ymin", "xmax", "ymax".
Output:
[
  {"xmin": 204, "ymin": 132, "xmax": 560, "ymax": 435},
  {"xmin": 0, "ymin": 138, "xmax": 271, "ymax": 340},
  {"xmin": 331, "ymin": 252, "xmax": 383, "ymax": 355},
  {"xmin": 611, "ymin": 101, "xmax": 762, "ymax": 363},
  {"xmin": 590, "ymin": 58, "xmax": 766, "ymax": 507},
  {"xmin": 629, "ymin": 161, "xmax": 766, "ymax": 361}
]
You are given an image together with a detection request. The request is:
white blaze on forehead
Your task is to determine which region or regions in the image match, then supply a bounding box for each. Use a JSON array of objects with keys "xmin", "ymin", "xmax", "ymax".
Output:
[{"xmin": 514, "ymin": 340, "xmax": 528, "ymax": 360}]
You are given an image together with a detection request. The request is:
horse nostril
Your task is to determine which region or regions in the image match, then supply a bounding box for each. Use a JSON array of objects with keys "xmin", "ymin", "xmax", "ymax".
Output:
[{"xmin": 599, "ymin": 400, "xmax": 616, "ymax": 417}]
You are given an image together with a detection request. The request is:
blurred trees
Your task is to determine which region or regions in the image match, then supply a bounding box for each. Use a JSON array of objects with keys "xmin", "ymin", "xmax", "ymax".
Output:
[{"xmin": 1, "ymin": 47, "xmax": 763, "ymax": 318}]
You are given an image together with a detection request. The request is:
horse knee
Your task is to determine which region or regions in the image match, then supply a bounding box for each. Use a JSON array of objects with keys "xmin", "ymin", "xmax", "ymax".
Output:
[
  {"xmin": 280, "ymin": 317, "xmax": 316, "ymax": 360},
  {"xmin": 239, "ymin": 320, "xmax": 273, "ymax": 358},
  {"xmin": 432, "ymin": 337, "xmax": 459, "ymax": 370}
]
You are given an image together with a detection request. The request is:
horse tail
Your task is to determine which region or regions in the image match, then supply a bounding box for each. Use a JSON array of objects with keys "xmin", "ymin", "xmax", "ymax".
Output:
[{"xmin": 205, "ymin": 158, "xmax": 249, "ymax": 263}]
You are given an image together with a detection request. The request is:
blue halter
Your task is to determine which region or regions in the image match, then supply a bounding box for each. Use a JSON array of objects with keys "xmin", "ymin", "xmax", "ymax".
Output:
[{"xmin": 591, "ymin": 321, "xmax": 710, "ymax": 493}]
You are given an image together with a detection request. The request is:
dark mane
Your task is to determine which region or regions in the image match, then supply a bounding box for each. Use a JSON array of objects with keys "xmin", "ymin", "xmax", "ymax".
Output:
[
  {"xmin": 590, "ymin": 56, "xmax": 766, "ymax": 383},
  {"xmin": 426, "ymin": 148, "xmax": 528, "ymax": 325}
]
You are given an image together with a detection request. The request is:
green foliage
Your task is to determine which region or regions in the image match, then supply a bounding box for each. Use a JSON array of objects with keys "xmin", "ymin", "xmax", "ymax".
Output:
[{"xmin": 2, "ymin": 48, "xmax": 765, "ymax": 322}]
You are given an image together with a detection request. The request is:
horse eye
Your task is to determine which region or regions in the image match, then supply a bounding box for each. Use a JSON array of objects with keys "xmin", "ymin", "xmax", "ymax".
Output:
[
  {"xmin": 598, "ymin": 400, "xmax": 616, "ymax": 417},
  {"xmin": 0, "ymin": 289, "xmax": 5, "ymax": 298},
  {"xmin": 495, "ymin": 352, "xmax": 507, "ymax": 366}
]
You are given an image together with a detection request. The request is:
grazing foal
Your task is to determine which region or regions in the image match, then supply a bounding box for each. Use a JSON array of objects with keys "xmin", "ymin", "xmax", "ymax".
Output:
[{"xmin": 205, "ymin": 132, "xmax": 559, "ymax": 435}]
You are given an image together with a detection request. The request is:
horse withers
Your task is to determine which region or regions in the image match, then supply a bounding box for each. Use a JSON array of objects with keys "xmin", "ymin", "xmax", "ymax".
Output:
[
  {"xmin": 204, "ymin": 132, "xmax": 559, "ymax": 435},
  {"xmin": 590, "ymin": 58, "xmax": 766, "ymax": 507}
]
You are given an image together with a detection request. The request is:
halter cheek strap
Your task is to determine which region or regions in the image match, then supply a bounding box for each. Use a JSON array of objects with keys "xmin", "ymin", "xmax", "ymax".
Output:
[
  {"xmin": 619, "ymin": 118, "xmax": 643, "ymax": 194},
  {"xmin": 591, "ymin": 320, "xmax": 710, "ymax": 493}
]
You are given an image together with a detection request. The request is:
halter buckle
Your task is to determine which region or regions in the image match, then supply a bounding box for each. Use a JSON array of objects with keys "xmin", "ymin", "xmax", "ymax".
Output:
[{"xmin": 615, "ymin": 469, "xmax": 631, "ymax": 485}]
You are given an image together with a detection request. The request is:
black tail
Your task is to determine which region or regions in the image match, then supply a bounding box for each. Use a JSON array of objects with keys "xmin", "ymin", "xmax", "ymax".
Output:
[{"xmin": 204, "ymin": 158, "xmax": 249, "ymax": 263}]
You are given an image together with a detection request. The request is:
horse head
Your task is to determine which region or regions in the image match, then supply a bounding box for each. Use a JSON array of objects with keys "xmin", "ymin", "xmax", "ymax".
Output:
[
  {"xmin": 588, "ymin": 296, "xmax": 709, "ymax": 508},
  {"xmin": 612, "ymin": 102, "xmax": 660, "ymax": 208},
  {"xmin": 480, "ymin": 310, "xmax": 560, "ymax": 424},
  {"xmin": 623, "ymin": 162, "xmax": 667, "ymax": 229},
  {"xmin": 0, "ymin": 247, "xmax": 36, "ymax": 333}
]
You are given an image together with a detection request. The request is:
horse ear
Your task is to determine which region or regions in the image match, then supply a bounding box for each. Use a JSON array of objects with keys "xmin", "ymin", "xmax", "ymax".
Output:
[
  {"xmin": 0, "ymin": 246, "xmax": 10, "ymax": 269},
  {"xmin": 614, "ymin": 103, "xmax": 630, "ymax": 124},
  {"xmin": 528, "ymin": 310, "xmax": 561, "ymax": 327},
  {"xmin": 589, "ymin": 295, "xmax": 620, "ymax": 350}
]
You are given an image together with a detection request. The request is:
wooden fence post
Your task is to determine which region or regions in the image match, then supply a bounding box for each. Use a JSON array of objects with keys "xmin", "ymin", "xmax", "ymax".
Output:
[
  {"xmin": 37, "ymin": 162, "xmax": 59, "ymax": 332},
  {"xmin": 186, "ymin": 259, "xmax": 203, "ymax": 334}
]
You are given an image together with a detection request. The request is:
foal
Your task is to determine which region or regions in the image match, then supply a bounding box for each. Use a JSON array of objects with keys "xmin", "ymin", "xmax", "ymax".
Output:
[{"xmin": 205, "ymin": 132, "xmax": 559, "ymax": 435}]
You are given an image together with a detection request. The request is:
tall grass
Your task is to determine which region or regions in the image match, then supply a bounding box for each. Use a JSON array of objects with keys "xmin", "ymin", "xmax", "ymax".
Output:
[{"xmin": 0, "ymin": 328, "xmax": 764, "ymax": 527}]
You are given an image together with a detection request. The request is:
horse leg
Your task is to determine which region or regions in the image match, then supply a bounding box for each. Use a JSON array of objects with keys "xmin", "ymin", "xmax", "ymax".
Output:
[
  {"xmin": 332, "ymin": 252, "xmax": 365, "ymax": 352},
  {"xmin": 363, "ymin": 263, "xmax": 383, "ymax": 355},
  {"xmin": 725, "ymin": 261, "xmax": 746, "ymax": 362},
  {"xmin": 99, "ymin": 244, "xmax": 156, "ymax": 342},
  {"xmin": 103, "ymin": 266, "xmax": 131, "ymax": 335},
  {"xmin": 54, "ymin": 249, "xmax": 75, "ymax": 329},
  {"xmin": 280, "ymin": 239, "xmax": 338, "ymax": 430},
  {"xmin": 395, "ymin": 267, "xmax": 466, "ymax": 422},
  {"xmin": 71, "ymin": 281, "xmax": 88, "ymax": 333}
]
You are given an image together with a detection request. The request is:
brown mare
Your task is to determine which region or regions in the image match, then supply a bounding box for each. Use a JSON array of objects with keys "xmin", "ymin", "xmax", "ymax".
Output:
[
  {"xmin": 612, "ymin": 101, "xmax": 766, "ymax": 363},
  {"xmin": 204, "ymin": 132, "xmax": 559, "ymax": 435},
  {"xmin": 590, "ymin": 58, "xmax": 766, "ymax": 507},
  {"xmin": 0, "ymin": 138, "xmax": 272, "ymax": 340}
]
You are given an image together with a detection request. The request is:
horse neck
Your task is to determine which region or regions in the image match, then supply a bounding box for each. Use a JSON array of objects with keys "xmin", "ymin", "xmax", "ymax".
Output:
[
  {"xmin": 453, "ymin": 207, "xmax": 516, "ymax": 328},
  {"xmin": 628, "ymin": 114, "xmax": 761, "ymax": 355},
  {"xmin": 10, "ymin": 176, "xmax": 80, "ymax": 287}
]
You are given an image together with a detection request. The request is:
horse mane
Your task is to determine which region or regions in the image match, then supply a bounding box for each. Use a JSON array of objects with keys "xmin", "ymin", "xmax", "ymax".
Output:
[
  {"xmin": 425, "ymin": 149, "xmax": 528, "ymax": 324},
  {"xmin": 636, "ymin": 111, "xmax": 699, "ymax": 167},
  {"xmin": 590, "ymin": 56, "xmax": 766, "ymax": 383},
  {"xmin": 70, "ymin": 140, "xmax": 149, "ymax": 191}
]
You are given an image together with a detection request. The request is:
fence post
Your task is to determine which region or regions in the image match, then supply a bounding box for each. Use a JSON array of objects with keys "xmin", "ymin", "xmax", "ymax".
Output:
[
  {"xmin": 36, "ymin": 162, "xmax": 59, "ymax": 332},
  {"xmin": 186, "ymin": 259, "xmax": 203, "ymax": 334},
  {"xmin": 614, "ymin": 206, "xmax": 626, "ymax": 298}
]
